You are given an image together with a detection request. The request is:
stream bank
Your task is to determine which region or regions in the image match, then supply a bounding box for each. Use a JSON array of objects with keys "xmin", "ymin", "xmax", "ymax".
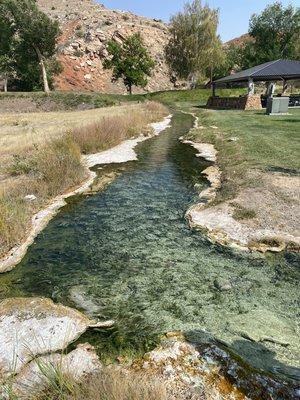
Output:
[
  {"xmin": 182, "ymin": 111, "xmax": 300, "ymax": 253},
  {"xmin": 0, "ymin": 111, "xmax": 299, "ymax": 398},
  {"xmin": 0, "ymin": 115, "xmax": 171, "ymax": 274}
]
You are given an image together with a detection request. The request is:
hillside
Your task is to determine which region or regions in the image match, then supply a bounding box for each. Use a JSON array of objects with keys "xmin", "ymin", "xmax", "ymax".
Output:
[
  {"xmin": 225, "ymin": 33, "xmax": 254, "ymax": 48},
  {"xmin": 37, "ymin": 0, "xmax": 176, "ymax": 94}
]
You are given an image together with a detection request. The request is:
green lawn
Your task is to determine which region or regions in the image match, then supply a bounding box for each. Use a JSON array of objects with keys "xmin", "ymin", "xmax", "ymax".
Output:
[
  {"xmin": 0, "ymin": 88, "xmax": 246, "ymax": 110},
  {"xmin": 185, "ymin": 108, "xmax": 300, "ymax": 202}
]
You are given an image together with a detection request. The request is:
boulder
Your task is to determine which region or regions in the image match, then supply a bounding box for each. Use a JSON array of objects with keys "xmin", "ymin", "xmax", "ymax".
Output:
[
  {"xmin": 5, "ymin": 344, "xmax": 101, "ymax": 398},
  {"xmin": 0, "ymin": 298, "xmax": 111, "ymax": 381}
]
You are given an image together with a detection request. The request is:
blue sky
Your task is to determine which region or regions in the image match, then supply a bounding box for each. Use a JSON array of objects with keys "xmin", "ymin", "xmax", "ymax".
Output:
[{"xmin": 98, "ymin": 0, "xmax": 297, "ymax": 42}]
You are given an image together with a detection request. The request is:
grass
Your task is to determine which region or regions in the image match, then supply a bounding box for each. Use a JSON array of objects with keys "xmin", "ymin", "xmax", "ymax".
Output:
[
  {"xmin": 231, "ymin": 203, "xmax": 257, "ymax": 220},
  {"xmin": 0, "ymin": 136, "xmax": 86, "ymax": 254},
  {"xmin": 0, "ymin": 101, "xmax": 168, "ymax": 258},
  {"xmin": 186, "ymin": 107, "xmax": 300, "ymax": 203},
  {"xmin": 71, "ymin": 101, "xmax": 167, "ymax": 154},
  {"xmin": 26, "ymin": 366, "xmax": 168, "ymax": 400},
  {"xmin": 0, "ymin": 104, "xmax": 153, "ymax": 167},
  {"xmin": 146, "ymin": 87, "xmax": 247, "ymax": 107},
  {"xmin": 0, "ymin": 88, "xmax": 246, "ymax": 112}
]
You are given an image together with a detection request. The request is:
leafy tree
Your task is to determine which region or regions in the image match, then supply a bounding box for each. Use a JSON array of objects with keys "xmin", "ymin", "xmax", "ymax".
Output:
[
  {"xmin": 165, "ymin": 0, "xmax": 225, "ymax": 86},
  {"xmin": 0, "ymin": 2, "xmax": 16, "ymax": 91},
  {"xmin": 2, "ymin": 0, "xmax": 60, "ymax": 93},
  {"xmin": 104, "ymin": 33, "xmax": 155, "ymax": 95},
  {"xmin": 0, "ymin": 55, "xmax": 15, "ymax": 91},
  {"xmin": 211, "ymin": 43, "xmax": 245, "ymax": 80},
  {"xmin": 243, "ymin": 2, "xmax": 300, "ymax": 68},
  {"xmin": 206, "ymin": 38, "xmax": 226, "ymax": 82}
]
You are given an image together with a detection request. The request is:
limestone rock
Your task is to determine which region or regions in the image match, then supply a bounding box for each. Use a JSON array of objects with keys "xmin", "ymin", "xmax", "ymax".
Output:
[
  {"xmin": 69, "ymin": 285, "xmax": 102, "ymax": 315},
  {"xmin": 8, "ymin": 344, "xmax": 102, "ymax": 398},
  {"xmin": 0, "ymin": 298, "xmax": 96, "ymax": 380},
  {"xmin": 24, "ymin": 194, "xmax": 37, "ymax": 201}
]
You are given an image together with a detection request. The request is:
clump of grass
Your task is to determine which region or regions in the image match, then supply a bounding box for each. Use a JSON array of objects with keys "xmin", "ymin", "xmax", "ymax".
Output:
[
  {"xmin": 231, "ymin": 203, "xmax": 256, "ymax": 220},
  {"xmin": 28, "ymin": 367, "xmax": 167, "ymax": 400},
  {"xmin": 0, "ymin": 136, "xmax": 86, "ymax": 257},
  {"xmin": 71, "ymin": 101, "xmax": 168, "ymax": 154},
  {"xmin": 249, "ymin": 236, "xmax": 284, "ymax": 249}
]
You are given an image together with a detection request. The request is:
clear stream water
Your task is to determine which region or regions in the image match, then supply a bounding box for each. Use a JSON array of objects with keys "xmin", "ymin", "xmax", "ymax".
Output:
[{"xmin": 0, "ymin": 112, "xmax": 299, "ymax": 382}]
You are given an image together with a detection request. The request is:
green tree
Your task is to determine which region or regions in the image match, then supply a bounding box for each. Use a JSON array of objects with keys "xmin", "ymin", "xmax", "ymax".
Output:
[
  {"xmin": 0, "ymin": 2, "xmax": 16, "ymax": 91},
  {"xmin": 2, "ymin": 0, "xmax": 60, "ymax": 93},
  {"xmin": 243, "ymin": 2, "xmax": 300, "ymax": 68},
  {"xmin": 211, "ymin": 43, "xmax": 245, "ymax": 80},
  {"xmin": 104, "ymin": 33, "xmax": 155, "ymax": 95},
  {"xmin": 0, "ymin": 55, "xmax": 15, "ymax": 91},
  {"xmin": 165, "ymin": 0, "xmax": 225, "ymax": 86}
]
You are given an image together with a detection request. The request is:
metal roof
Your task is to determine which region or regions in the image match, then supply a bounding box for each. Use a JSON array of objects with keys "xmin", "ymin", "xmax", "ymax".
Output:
[{"xmin": 214, "ymin": 59, "xmax": 300, "ymax": 84}]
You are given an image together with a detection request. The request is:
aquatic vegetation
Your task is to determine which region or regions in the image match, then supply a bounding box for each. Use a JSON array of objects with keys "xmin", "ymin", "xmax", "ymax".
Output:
[{"xmin": 0, "ymin": 112, "xmax": 299, "ymax": 384}]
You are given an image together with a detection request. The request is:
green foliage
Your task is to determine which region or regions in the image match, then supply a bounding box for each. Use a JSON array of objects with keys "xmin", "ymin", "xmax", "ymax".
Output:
[
  {"xmin": 211, "ymin": 44, "xmax": 245, "ymax": 80},
  {"xmin": 0, "ymin": 2, "xmax": 17, "ymax": 87},
  {"xmin": 104, "ymin": 33, "xmax": 155, "ymax": 94},
  {"xmin": 242, "ymin": 2, "xmax": 300, "ymax": 68},
  {"xmin": 0, "ymin": 0, "xmax": 61, "ymax": 92},
  {"xmin": 165, "ymin": 0, "xmax": 225, "ymax": 85}
]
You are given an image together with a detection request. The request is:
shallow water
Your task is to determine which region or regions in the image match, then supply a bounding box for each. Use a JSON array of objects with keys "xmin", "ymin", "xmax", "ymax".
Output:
[{"xmin": 0, "ymin": 112, "xmax": 299, "ymax": 382}]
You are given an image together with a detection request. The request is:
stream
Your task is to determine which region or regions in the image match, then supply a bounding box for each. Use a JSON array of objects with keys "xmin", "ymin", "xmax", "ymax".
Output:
[{"xmin": 0, "ymin": 111, "xmax": 299, "ymax": 383}]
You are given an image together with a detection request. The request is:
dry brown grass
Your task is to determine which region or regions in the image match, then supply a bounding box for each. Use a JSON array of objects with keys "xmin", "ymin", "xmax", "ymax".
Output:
[
  {"xmin": 0, "ymin": 101, "xmax": 168, "ymax": 258},
  {"xmin": 71, "ymin": 101, "xmax": 167, "ymax": 154},
  {"xmin": 29, "ymin": 368, "xmax": 168, "ymax": 400},
  {"xmin": 0, "ymin": 136, "xmax": 86, "ymax": 255}
]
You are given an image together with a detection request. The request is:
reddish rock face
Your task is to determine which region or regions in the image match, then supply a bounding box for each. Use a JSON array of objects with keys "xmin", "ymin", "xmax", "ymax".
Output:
[{"xmin": 37, "ymin": 0, "xmax": 178, "ymax": 93}]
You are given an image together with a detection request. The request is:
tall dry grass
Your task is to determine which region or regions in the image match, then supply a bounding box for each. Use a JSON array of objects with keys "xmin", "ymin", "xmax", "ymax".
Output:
[
  {"xmin": 25, "ymin": 367, "xmax": 167, "ymax": 400},
  {"xmin": 0, "ymin": 136, "xmax": 86, "ymax": 255},
  {"xmin": 71, "ymin": 101, "xmax": 168, "ymax": 154},
  {"xmin": 0, "ymin": 101, "xmax": 168, "ymax": 258}
]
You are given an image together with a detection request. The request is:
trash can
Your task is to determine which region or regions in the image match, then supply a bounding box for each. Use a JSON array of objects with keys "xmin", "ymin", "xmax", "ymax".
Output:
[{"xmin": 266, "ymin": 97, "xmax": 289, "ymax": 115}]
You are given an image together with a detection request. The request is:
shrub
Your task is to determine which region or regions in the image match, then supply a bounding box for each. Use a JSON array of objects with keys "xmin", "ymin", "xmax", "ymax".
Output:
[
  {"xmin": 0, "ymin": 136, "xmax": 86, "ymax": 256},
  {"xmin": 71, "ymin": 102, "xmax": 168, "ymax": 154}
]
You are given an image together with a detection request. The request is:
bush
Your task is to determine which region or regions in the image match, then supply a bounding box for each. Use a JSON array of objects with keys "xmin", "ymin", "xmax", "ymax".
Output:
[
  {"xmin": 0, "ymin": 136, "xmax": 86, "ymax": 256},
  {"xmin": 71, "ymin": 102, "xmax": 168, "ymax": 154}
]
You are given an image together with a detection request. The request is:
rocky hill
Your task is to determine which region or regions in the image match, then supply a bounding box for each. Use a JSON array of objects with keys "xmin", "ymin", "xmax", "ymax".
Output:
[
  {"xmin": 225, "ymin": 33, "xmax": 254, "ymax": 48},
  {"xmin": 37, "ymin": 0, "xmax": 176, "ymax": 93}
]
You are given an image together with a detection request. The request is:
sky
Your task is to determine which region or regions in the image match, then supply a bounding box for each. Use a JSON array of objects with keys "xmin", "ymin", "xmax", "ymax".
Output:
[{"xmin": 98, "ymin": 0, "xmax": 298, "ymax": 42}]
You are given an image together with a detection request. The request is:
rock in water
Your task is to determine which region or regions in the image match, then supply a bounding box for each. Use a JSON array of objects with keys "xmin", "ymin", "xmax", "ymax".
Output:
[
  {"xmin": 214, "ymin": 278, "xmax": 232, "ymax": 291},
  {"xmin": 69, "ymin": 285, "xmax": 102, "ymax": 315},
  {"xmin": 0, "ymin": 298, "xmax": 92, "ymax": 380}
]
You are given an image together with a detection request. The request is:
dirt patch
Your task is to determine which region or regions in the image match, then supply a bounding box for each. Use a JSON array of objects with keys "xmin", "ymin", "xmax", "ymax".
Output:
[
  {"xmin": 234, "ymin": 170, "xmax": 300, "ymax": 237},
  {"xmin": 189, "ymin": 168, "xmax": 300, "ymax": 252}
]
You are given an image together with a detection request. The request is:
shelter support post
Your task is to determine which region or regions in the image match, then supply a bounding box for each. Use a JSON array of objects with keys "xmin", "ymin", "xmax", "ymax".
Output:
[
  {"xmin": 282, "ymin": 79, "xmax": 288, "ymax": 95},
  {"xmin": 212, "ymin": 83, "xmax": 216, "ymax": 97},
  {"xmin": 266, "ymin": 82, "xmax": 276, "ymax": 97},
  {"xmin": 248, "ymin": 78, "xmax": 255, "ymax": 95}
]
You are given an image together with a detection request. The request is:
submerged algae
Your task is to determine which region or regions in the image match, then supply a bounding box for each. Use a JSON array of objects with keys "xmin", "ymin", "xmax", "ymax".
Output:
[{"xmin": 0, "ymin": 112, "xmax": 299, "ymax": 383}]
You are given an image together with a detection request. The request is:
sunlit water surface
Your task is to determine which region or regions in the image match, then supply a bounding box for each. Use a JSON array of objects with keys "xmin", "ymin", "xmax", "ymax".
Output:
[{"xmin": 1, "ymin": 112, "xmax": 299, "ymax": 382}]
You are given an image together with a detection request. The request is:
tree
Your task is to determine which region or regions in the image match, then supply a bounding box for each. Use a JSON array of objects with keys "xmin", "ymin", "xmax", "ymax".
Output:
[
  {"xmin": 206, "ymin": 38, "xmax": 226, "ymax": 82},
  {"xmin": 2, "ymin": 0, "xmax": 60, "ymax": 93},
  {"xmin": 0, "ymin": 2, "xmax": 16, "ymax": 91},
  {"xmin": 0, "ymin": 55, "xmax": 15, "ymax": 91},
  {"xmin": 104, "ymin": 33, "xmax": 155, "ymax": 95},
  {"xmin": 165, "ymin": 0, "xmax": 225, "ymax": 86},
  {"xmin": 242, "ymin": 2, "xmax": 300, "ymax": 68}
]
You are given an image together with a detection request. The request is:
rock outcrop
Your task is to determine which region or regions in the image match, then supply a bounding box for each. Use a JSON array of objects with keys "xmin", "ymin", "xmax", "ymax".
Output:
[
  {"xmin": 37, "ymin": 0, "xmax": 177, "ymax": 93},
  {"xmin": 0, "ymin": 297, "xmax": 112, "ymax": 381}
]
